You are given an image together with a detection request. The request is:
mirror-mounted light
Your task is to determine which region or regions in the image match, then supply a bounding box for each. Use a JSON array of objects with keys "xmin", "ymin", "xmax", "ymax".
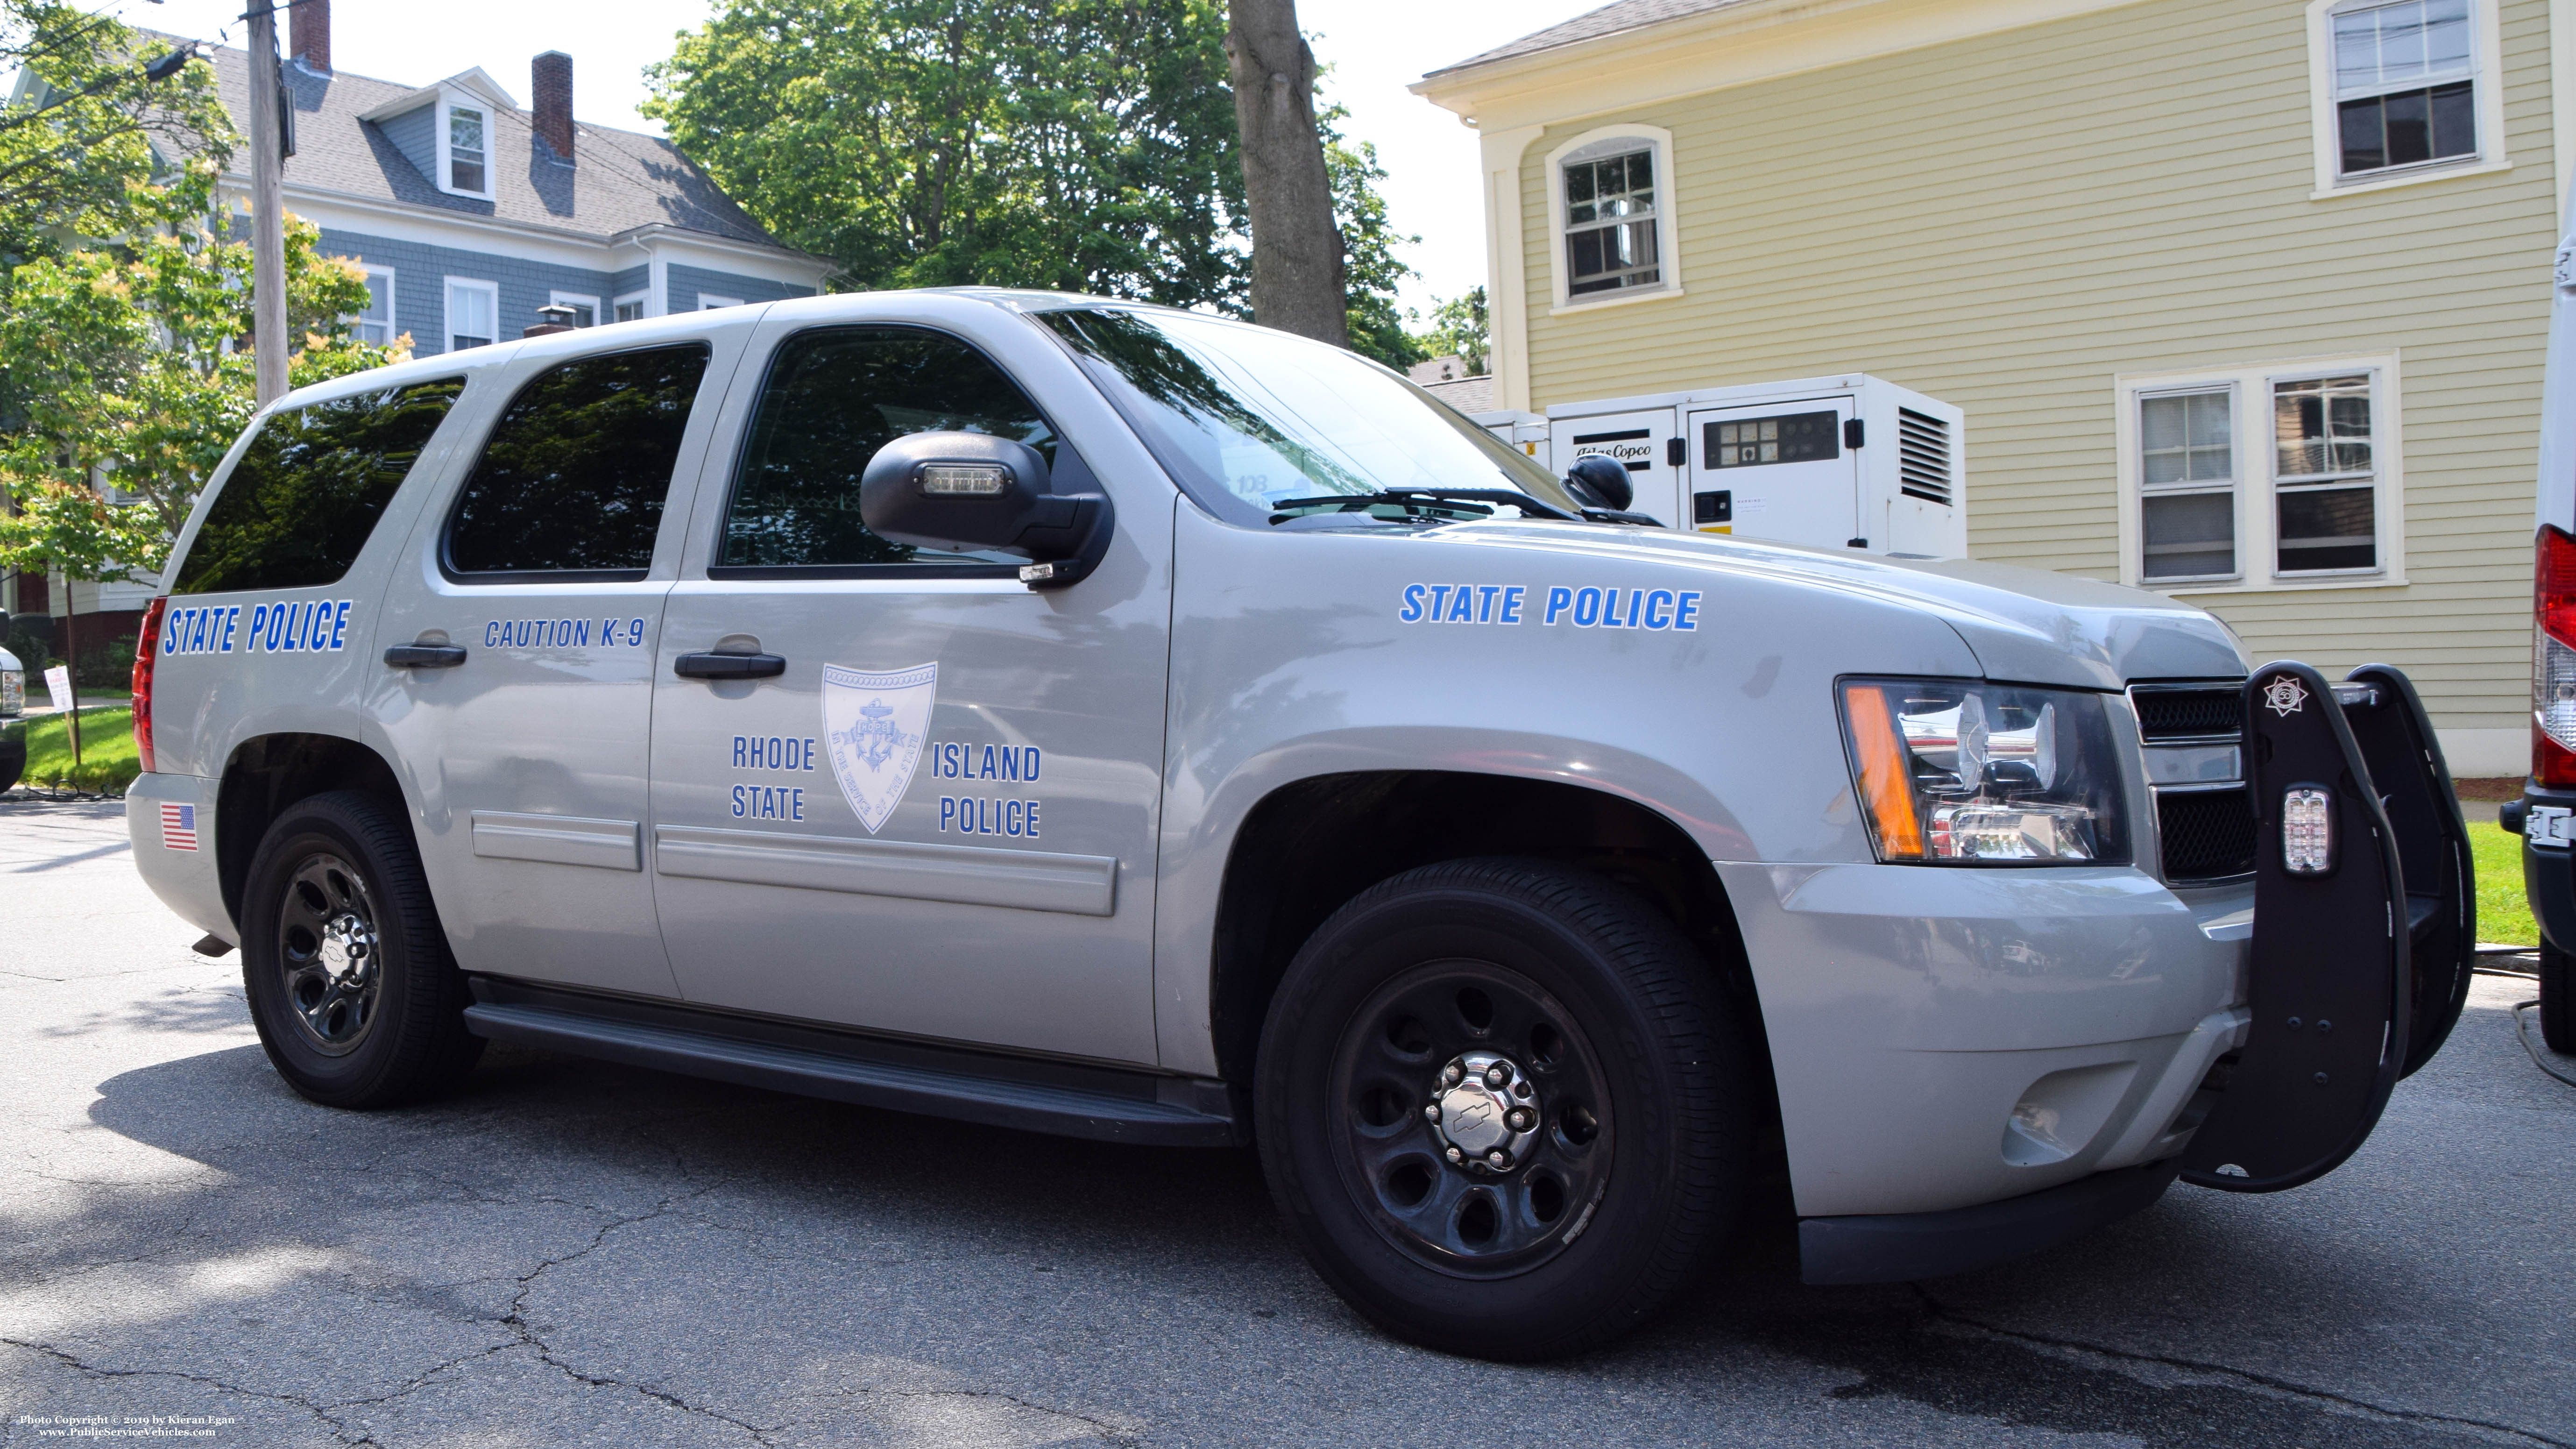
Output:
[
  {"xmin": 920, "ymin": 463, "xmax": 1010, "ymax": 497},
  {"xmin": 860, "ymin": 431, "xmax": 1114, "ymax": 590}
]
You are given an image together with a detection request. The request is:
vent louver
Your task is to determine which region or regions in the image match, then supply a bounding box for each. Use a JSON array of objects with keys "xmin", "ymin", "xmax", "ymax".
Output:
[{"xmin": 1897, "ymin": 407, "xmax": 1952, "ymax": 506}]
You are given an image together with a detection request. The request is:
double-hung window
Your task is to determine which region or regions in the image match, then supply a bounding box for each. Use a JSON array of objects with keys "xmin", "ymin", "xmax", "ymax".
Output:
[
  {"xmin": 442, "ymin": 99, "xmax": 490, "ymax": 197},
  {"xmin": 2270, "ymin": 376, "xmax": 2380, "ymax": 573},
  {"xmin": 2137, "ymin": 389, "xmax": 2238, "ymax": 582},
  {"xmin": 353, "ymin": 266, "xmax": 396, "ymax": 346},
  {"xmin": 444, "ymin": 277, "xmax": 498, "ymax": 353},
  {"xmin": 2120, "ymin": 357, "xmax": 2401, "ymax": 590},
  {"xmin": 2311, "ymin": 0, "xmax": 2501, "ymax": 191},
  {"xmin": 612, "ymin": 292, "xmax": 648, "ymax": 324},
  {"xmin": 1543, "ymin": 127, "xmax": 1682, "ymax": 311}
]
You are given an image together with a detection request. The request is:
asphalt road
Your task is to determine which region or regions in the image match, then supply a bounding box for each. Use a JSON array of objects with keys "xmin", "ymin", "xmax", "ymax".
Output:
[{"xmin": 3, "ymin": 794, "xmax": 2571, "ymax": 1448}]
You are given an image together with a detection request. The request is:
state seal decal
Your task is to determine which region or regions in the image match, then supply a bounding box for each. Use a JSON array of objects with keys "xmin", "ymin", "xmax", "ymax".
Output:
[{"xmin": 821, "ymin": 662, "xmax": 936, "ymax": 833}]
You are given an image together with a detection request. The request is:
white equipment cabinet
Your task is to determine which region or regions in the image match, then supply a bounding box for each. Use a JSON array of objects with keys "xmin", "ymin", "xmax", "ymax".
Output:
[{"xmin": 1477, "ymin": 375, "xmax": 1966, "ymax": 557}]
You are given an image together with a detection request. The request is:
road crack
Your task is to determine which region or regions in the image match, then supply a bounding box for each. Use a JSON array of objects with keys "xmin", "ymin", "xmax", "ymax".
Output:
[{"xmin": 1913, "ymin": 1286, "xmax": 2573, "ymax": 1448}]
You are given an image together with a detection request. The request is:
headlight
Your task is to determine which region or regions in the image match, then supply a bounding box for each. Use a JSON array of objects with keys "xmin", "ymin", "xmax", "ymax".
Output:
[{"xmin": 1837, "ymin": 678, "xmax": 2129, "ymax": 865}]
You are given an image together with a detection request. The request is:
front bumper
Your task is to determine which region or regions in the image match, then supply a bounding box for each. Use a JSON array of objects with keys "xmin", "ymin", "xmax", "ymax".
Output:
[{"xmin": 1718, "ymin": 859, "xmax": 2248, "ymax": 1220}]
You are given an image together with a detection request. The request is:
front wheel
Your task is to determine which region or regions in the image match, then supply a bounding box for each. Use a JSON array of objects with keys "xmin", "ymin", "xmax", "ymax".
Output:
[
  {"xmin": 240, "ymin": 790, "xmax": 481, "ymax": 1108},
  {"xmin": 1255, "ymin": 858, "xmax": 1755, "ymax": 1360}
]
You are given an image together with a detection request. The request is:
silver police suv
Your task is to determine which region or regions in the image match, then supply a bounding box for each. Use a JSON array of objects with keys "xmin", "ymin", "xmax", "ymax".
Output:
[{"xmin": 127, "ymin": 291, "xmax": 2475, "ymax": 1358}]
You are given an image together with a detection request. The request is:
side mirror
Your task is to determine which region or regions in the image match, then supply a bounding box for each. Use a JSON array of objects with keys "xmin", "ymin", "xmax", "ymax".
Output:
[
  {"xmin": 1564, "ymin": 453, "xmax": 1636, "ymax": 512},
  {"xmin": 859, "ymin": 431, "xmax": 1113, "ymax": 588}
]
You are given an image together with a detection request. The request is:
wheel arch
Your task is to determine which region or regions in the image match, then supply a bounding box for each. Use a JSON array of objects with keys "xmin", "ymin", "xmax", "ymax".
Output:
[
  {"xmin": 1207, "ymin": 770, "xmax": 1764, "ymax": 1094},
  {"xmin": 216, "ymin": 732, "xmax": 409, "ymax": 926}
]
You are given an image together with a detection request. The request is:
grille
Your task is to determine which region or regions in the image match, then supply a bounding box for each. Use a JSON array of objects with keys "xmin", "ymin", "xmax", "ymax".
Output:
[
  {"xmin": 2159, "ymin": 787, "xmax": 2256, "ymax": 881},
  {"xmin": 1896, "ymin": 408, "xmax": 1953, "ymax": 506},
  {"xmin": 2134, "ymin": 686, "xmax": 2243, "ymax": 741}
]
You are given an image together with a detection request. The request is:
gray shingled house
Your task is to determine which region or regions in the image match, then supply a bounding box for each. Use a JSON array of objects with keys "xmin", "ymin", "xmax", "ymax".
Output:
[{"xmin": 199, "ymin": 2, "xmax": 828, "ymax": 354}]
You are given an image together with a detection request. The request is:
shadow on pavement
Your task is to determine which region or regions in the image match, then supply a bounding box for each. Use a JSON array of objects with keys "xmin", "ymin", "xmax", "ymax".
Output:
[{"xmin": 42, "ymin": 1027, "xmax": 2546, "ymax": 1448}]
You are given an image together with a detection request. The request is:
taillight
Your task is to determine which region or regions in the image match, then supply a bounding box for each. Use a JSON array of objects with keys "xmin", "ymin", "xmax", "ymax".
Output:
[{"xmin": 133, "ymin": 596, "xmax": 165, "ymax": 775}]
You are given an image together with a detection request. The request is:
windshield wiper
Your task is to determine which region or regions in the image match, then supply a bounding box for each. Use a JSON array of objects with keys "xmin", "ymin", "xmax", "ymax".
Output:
[{"xmin": 1267, "ymin": 488, "xmax": 1579, "ymax": 524}]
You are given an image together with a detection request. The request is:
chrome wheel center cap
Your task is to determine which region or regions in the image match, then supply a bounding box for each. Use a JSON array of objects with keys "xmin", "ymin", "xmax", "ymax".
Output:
[
  {"xmin": 1426, "ymin": 1051, "xmax": 1541, "ymax": 1172},
  {"xmin": 318, "ymin": 914, "xmax": 374, "ymax": 985}
]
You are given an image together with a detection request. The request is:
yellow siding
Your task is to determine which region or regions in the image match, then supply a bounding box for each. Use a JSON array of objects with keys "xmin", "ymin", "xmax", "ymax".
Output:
[{"xmin": 1516, "ymin": 0, "xmax": 2553, "ymax": 739}]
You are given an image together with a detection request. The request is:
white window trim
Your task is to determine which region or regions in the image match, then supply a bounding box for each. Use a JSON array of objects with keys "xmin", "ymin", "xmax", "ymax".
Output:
[
  {"xmin": 549, "ymin": 290, "xmax": 602, "ymax": 327},
  {"xmin": 443, "ymin": 276, "xmax": 500, "ymax": 353},
  {"xmin": 697, "ymin": 293, "xmax": 745, "ymax": 311},
  {"xmin": 611, "ymin": 290, "xmax": 648, "ymax": 323},
  {"xmin": 2115, "ymin": 352, "xmax": 2407, "ymax": 593},
  {"xmin": 1542, "ymin": 124, "xmax": 1684, "ymax": 316},
  {"xmin": 2306, "ymin": 0, "xmax": 2509, "ymax": 200},
  {"xmin": 435, "ymin": 91, "xmax": 495, "ymax": 201},
  {"xmin": 353, "ymin": 264, "xmax": 396, "ymax": 346}
]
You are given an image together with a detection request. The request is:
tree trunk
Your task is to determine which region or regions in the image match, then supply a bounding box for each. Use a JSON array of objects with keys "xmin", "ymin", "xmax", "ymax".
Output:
[{"xmin": 1225, "ymin": 0, "xmax": 1345, "ymax": 347}]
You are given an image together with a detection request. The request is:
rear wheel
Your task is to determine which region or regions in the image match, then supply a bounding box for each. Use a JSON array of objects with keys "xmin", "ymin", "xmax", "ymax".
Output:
[
  {"xmin": 1255, "ymin": 857, "xmax": 1753, "ymax": 1360},
  {"xmin": 2542, "ymin": 943, "xmax": 2575, "ymax": 1055},
  {"xmin": 240, "ymin": 790, "xmax": 481, "ymax": 1107}
]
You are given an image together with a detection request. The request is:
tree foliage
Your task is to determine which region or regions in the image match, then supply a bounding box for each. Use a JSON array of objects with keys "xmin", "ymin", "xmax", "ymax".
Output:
[
  {"xmin": 1408, "ymin": 286, "xmax": 1488, "ymax": 376},
  {"xmin": 646, "ymin": 0, "xmax": 1246, "ymax": 306},
  {"xmin": 645, "ymin": 0, "xmax": 1417, "ymax": 361},
  {"xmin": 0, "ymin": 0, "xmax": 229, "ymax": 263},
  {"xmin": 0, "ymin": 215, "xmax": 403, "ymax": 584},
  {"xmin": 0, "ymin": 0, "xmax": 398, "ymax": 588}
]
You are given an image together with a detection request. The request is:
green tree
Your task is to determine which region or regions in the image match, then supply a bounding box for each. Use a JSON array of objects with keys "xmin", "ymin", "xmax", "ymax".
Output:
[
  {"xmin": 1324, "ymin": 111, "xmax": 1419, "ymax": 371},
  {"xmin": 645, "ymin": 0, "xmax": 1246, "ymax": 307},
  {"xmin": 1408, "ymin": 286, "xmax": 1488, "ymax": 376},
  {"xmin": 0, "ymin": 213, "xmax": 403, "ymax": 585},
  {"xmin": 645, "ymin": 0, "xmax": 1417, "ymax": 360},
  {"xmin": 0, "ymin": 0, "xmax": 230, "ymax": 263}
]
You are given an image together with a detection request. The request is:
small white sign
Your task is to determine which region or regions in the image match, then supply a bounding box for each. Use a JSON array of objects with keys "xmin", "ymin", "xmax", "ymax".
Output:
[{"xmin": 41, "ymin": 665, "xmax": 71, "ymax": 711}]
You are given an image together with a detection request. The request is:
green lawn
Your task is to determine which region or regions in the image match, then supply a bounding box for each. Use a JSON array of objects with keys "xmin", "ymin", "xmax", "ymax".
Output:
[
  {"xmin": 2471, "ymin": 819, "xmax": 2538, "ymax": 947},
  {"xmin": 8, "ymin": 707, "xmax": 138, "ymax": 794}
]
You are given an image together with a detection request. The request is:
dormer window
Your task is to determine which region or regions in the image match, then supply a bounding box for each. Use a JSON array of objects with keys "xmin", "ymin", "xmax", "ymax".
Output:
[{"xmin": 446, "ymin": 102, "xmax": 488, "ymax": 194}]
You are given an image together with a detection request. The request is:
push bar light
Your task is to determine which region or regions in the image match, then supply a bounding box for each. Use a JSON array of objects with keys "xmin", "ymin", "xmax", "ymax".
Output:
[
  {"xmin": 2281, "ymin": 786, "xmax": 2334, "ymax": 875},
  {"xmin": 919, "ymin": 463, "xmax": 1010, "ymax": 496}
]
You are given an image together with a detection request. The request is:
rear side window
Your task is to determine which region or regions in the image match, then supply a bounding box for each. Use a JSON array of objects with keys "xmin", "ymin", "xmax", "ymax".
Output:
[
  {"xmin": 173, "ymin": 379, "xmax": 465, "ymax": 595},
  {"xmin": 445, "ymin": 344, "xmax": 712, "ymax": 578},
  {"xmin": 715, "ymin": 327, "xmax": 1058, "ymax": 571}
]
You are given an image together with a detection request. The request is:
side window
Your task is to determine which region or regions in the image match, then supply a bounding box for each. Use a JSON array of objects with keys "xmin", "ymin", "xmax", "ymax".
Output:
[
  {"xmin": 716, "ymin": 327, "xmax": 1059, "ymax": 571},
  {"xmin": 445, "ymin": 344, "xmax": 712, "ymax": 579},
  {"xmin": 174, "ymin": 378, "xmax": 466, "ymax": 596}
]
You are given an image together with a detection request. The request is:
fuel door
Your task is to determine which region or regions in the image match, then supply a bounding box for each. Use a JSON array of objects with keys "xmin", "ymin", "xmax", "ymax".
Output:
[{"xmin": 2182, "ymin": 661, "xmax": 2410, "ymax": 1193}]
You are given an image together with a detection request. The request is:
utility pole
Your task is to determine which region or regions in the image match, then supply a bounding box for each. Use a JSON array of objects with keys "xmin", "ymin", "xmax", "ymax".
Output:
[{"xmin": 245, "ymin": 0, "xmax": 288, "ymax": 405}]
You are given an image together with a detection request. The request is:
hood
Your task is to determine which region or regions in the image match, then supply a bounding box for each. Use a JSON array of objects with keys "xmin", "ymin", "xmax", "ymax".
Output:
[{"xmin": 1440, "ymin": 522, "xmax": 2249, "ymax": 689}]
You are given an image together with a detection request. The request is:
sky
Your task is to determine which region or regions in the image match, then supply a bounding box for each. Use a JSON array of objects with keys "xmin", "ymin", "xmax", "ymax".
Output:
[{"xmin": 88, "ymin": 0, "xmax": 1602, "ymax": 320}]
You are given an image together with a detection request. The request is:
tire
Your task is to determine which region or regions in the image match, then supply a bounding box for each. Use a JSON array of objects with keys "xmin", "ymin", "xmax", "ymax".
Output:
[
  {"xmin": 2543, "ymin": 943, "xmax": 2576, "ymax": 1056},
  {"xmin": 239, "ymin": 790, "xmax": 481, "ymax": 1108},
  {"xmin": 0, "ymin": 731, "xmax": 21, "ymax": 793},
  {"xmin": 1254, "ymin": 857, "xmax": 1754, "ymax": 1360}
]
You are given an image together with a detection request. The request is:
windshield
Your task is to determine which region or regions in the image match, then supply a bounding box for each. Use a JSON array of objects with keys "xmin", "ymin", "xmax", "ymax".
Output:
[{"xmin": 1034, "ymin": 307, "xmax": 1582, "ymax": 526}]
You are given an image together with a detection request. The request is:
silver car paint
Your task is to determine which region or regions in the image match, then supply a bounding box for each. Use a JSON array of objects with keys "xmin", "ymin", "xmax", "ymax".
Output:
[
  {"xmin": 645, "ymin": 297, "xmax": 1177, "ymax": 1063},
  {"xmin": 128, "ymin": 289, "xmax": 2261, "ymax": 1221}
]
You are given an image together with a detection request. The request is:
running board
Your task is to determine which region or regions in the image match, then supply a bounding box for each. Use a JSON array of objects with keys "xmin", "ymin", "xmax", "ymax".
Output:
[{"xmin": 461, "ymin": 981, "xmax": 1243, "ymax": 1148}]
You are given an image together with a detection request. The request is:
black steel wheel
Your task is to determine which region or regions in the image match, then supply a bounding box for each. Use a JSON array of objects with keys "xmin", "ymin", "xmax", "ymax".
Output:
[
  {"xmin": 241, "ymin": 790, "xmax": 481, "ymax": 1108},
  {"xmin": 1329, "ymin": 962, "xmax": 1615, "ymax": 1277},
  {"xmin": 1256, "ymin": 857, "xmax": 1755, "ymax": 1360}
]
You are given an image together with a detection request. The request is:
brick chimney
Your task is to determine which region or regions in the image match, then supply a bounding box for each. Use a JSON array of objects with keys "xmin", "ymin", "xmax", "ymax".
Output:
[
  {"xmin": 532, "ymin": 51, "xmax": 573, "ymax": 163},
  {"xmin": 290, "ymin": 0, "xmax": 329, "ymax": 73}
]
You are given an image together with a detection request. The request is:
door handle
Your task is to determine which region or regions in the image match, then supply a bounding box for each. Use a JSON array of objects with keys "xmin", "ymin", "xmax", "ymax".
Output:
[
  {"xmin": 384, "ymin": 645, "xmax": 467, "ymax": 669},
  {"xmin": 674, "ymin": 651, "xmax": 786, "ymax": 680}
]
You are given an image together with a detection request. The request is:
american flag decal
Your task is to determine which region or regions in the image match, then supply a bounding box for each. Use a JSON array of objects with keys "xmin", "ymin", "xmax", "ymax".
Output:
[{"xmin": 160, "ymin": 802, "xmax": 199, "ymax": 852}]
